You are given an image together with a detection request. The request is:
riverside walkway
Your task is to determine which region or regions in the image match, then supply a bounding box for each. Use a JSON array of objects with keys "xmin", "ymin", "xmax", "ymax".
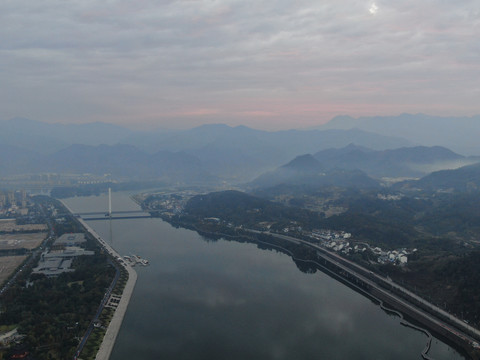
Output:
[
  {"xmin": 77, "ymin": 217, "xmax": 137, "ymax": 360},
  {"xmin": 62, "ymin": 202, "xmax": 137, "ymax": 360}
]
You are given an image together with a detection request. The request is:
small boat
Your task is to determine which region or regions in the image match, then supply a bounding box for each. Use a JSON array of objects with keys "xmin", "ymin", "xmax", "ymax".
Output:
[{"xmin": 131, "ymin": 254, "xmax": 149, "ymax": 266}]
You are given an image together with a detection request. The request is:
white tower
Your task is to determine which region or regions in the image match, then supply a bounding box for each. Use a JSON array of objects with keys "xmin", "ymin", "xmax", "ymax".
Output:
[
  {"xmin": 108, "ymin": 187, "xmax": 113, "ymax": 244},
  {"xmin": 108, "ymin": 188, "xmax": 112, "ymax": 217}
]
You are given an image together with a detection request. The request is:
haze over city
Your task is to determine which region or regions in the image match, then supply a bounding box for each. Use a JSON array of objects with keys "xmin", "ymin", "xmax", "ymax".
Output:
[
  {"xmin": 1, "ymin": 0, "xmax": 479, "ymax": 130},
  {"xmin": 4, "ymin": 2, "xmax": 480, "ymax": 360}
]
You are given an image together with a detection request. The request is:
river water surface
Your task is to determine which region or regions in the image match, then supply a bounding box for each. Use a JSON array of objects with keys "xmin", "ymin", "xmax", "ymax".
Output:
[{"xmin": 63, "ymin": 192, "xmax": 466, "ymax": 360}]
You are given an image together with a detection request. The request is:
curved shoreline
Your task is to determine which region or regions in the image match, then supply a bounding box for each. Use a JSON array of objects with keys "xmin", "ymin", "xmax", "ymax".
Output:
[
  {"xmin": 61, "ymin": 201, "xmax": 137, "ymax": 360},
  {"xmin": 163, "ymin": 219, "xmax": 477, "ymax": 359},
  {"xmin": 248, "ymin": 236, "xmax": 436, "ymax": 359}
]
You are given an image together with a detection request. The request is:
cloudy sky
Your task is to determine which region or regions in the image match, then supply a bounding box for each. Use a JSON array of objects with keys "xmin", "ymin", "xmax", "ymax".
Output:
[{"xmin": 1, "ymin": 0, "xmax": 479, "ymax": 130}]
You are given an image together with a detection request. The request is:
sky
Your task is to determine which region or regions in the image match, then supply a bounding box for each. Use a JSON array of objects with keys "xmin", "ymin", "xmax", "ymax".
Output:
[{"xmin": 1, "ymin": 0, "xmax": 479, "ymax": 130}]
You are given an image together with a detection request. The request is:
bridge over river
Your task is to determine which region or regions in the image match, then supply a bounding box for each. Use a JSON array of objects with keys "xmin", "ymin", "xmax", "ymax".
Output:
[{"xmin": 74, "ymin": 210, "xmax": 152, "ymax": 221}]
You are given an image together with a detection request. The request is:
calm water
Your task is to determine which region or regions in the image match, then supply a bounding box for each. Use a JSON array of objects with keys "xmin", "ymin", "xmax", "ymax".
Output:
[{"xmin": 64, "ymin": 193, "xmax": 466, "ymax": 360}]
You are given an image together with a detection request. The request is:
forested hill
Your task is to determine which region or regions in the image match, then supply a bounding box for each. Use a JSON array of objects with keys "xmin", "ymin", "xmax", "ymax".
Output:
[
  {"xmin": 184, "ymin": 190, "xmax": 324, "ymax": 227},
  {"xmin": 183, "ymin": 188, "xmax": 480, "ymax": 249},
  {"xmin": 250, "ymin": 154, "xmax": 380, "ymax": 189},
  {"xmin": 396, "ymin": 162, "xmax": 480, "ymax": 192}
]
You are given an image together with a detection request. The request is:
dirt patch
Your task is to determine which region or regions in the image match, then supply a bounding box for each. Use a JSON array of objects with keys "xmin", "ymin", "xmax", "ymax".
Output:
[
  {"xmin": 0, "ymin": 256, "xmax": 27, "ymax": 285},
  {"xmin": 0, "ymin": 233, "xmax": 47, "ymax": 250},
  {"xmin": 0, "ymin": 219, "xmax": 48, "ymax": 232}
]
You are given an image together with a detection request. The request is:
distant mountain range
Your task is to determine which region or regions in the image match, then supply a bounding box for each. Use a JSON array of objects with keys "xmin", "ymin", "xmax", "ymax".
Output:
[
  {"xmin": 313, "ymin": 144, "xmax": 477, "ymax": 178},
  {"xmin": 321, "ymin": 113, "xmax": 480, "ymax": 155},
  {"xmin": 0, "ymin": 144, "xmax": 42, "ymax": 174},
  {"xmin": 0, "ymin": 117, "xmax": 412, "ymax": 182},
  {"xmin": 249, "ymin": 143, "xmax": 480, "ymax": 190},
  {"xmin": 0, "ymin": 143, "xmax": 214, "ymax": 184},
  {"xmin": 121, "ymin": 124, "xmax": 412, "ymax": 180},
  {"xmin": 2, "ymin": 115, "xmax": 479, "ymax": 186}
]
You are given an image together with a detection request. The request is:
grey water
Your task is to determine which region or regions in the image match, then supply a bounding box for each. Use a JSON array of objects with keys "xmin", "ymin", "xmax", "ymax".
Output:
[{"xmin": 63, "ymin": 192, "xmax": 466, "ymax": 360}]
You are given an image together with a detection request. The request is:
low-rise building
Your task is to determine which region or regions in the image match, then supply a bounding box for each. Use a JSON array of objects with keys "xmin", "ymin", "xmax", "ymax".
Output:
[
  {"xmin": 33, "ymin": 233, "xmax": 93, "ymax": 277},
  {"xmin": 52, "ymin": 233, "xmax": 86, "ymax": 250}
]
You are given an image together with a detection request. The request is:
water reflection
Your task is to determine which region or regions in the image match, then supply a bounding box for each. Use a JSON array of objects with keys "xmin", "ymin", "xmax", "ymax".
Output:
[{"xmin": 63, "ymin": 193, "xmax": 467, "ymax": 360}]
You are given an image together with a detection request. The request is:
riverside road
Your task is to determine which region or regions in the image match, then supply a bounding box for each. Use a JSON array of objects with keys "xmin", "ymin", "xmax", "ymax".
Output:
[{"xmin": 247, "ymin": 229, "xmax": 480, "ymax": 357}]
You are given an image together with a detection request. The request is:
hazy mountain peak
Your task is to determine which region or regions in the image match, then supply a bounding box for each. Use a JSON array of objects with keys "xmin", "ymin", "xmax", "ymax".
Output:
[
  {"xmin": 342, "ymin": 143, "xmax": 373, "ymax": 153},
  {"xmin": 322, "ymin": 113, "xmax": 480, "ymax": 155},
  {"xmin": 282, "ymin": 154, "xmax": 323, "ymax": 171},
  {"xmin": 251, "ymin": 153, "xmax": 379, "ymax": 190},
  {"xmin": 4, "ymin": 117, "xmax": 52, "ymax": 130},
  {"xmin": 326, "ymin": 115, "xmax": 356, "ymax": 129},
  {"xmin": 192, "ymin": 123, "xmax": 233, "ymax": 131},
  {"xmin": 381, "ymin": 145, "xmax": 463, "ymax": 162}
]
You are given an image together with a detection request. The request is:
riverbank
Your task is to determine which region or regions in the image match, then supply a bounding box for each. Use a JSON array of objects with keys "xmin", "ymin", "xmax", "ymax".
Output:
[
  {"xmin": 78, "ymin": 217, "xmax": 137, "ymax": 360},
  {"xmin": 265, "ymin": 231, "xmax": 480, "ymax": 359},
  {"xmin": 61, "ymin": 201, "xmax": 137, "ymax": 360},
  {"xmin": 95, "ymin": 264, "xmax": 137, "ymax": 359},
  {"xmin": 157, "ymin": 213, "xmax": 480, "ymax": 359}
]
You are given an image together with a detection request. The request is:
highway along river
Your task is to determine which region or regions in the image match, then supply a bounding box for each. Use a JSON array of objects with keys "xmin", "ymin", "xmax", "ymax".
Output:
[{"xmin": 63, "ymin": 192, "xmax": 467, "ymax": 360}]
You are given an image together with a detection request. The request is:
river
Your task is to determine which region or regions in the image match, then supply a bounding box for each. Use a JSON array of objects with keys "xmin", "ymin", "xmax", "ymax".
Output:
[{"xmin": 63, "ymin": 192, "xmax": 466, "ymax": 360}]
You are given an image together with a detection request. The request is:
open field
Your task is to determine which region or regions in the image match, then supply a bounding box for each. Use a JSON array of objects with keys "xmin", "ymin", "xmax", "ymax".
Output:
[
  {"xmin": 0, "ymin": 219, "xmax": 48, "ymax": 232},
  {"xmin": 0, "ymin": 233, "xmax": 47, "ymax": 250},
  {"xmin": 0, "ymin": 256, "xmax": 27, "ymax": 285}
]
